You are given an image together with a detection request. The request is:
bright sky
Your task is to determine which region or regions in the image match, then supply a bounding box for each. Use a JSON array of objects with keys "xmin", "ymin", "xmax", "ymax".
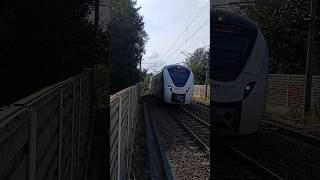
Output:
[{"xmin": 136, "ymin": 0, "xmax": 210, "ymax": 73}]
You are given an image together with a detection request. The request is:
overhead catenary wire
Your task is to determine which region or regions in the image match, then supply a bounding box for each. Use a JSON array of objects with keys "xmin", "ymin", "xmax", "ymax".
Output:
[
  {"xmin": 144, "ymin": 1, "xmax": 210, "ymax": 73},
  {"xmin": 156, "ymin": 0, "xmax": 209, "ymax": 66},
  {"xmin": 164, "ymin": 18, "xmax": 209, "ymax": 62},
  {"xmin": 183, "ymin": 35, "xmax": 210, "ymax": 51},
  {"xmin": 212, "ymin": 1, "xmax": 258, "ymax": 7},
  {"xmin": 151, "ymin": 18, "xmax": 209, "ymax": 71},
  {"xmin": 172, "ymin": 44, "xmax": 209, "ymax": 63}
]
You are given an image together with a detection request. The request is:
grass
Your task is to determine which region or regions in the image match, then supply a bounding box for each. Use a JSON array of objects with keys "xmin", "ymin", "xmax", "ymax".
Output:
[
  {"xmin": 192, "ymin": 95, "xmax": 210, "ymax": 104},
  {"xmin": 267, "ymin": 109, "xmax": 320, "ymax": 124},
  {"xmin": 191, "ymin": 94, "xmax": 320, "ymax": 124}
]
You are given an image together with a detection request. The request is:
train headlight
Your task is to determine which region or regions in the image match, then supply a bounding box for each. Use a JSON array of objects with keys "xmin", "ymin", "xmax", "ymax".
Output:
[
  {"xmin": 168, "ymin": 85, "xmax": 172, "ymax": 91},
  {"xmin": 186, "ymin": 87, "xmax": 190, "ymax": 93},
  {"xmin": 243, "ymin": 82, "xmax": 256, "ymax": 99}
]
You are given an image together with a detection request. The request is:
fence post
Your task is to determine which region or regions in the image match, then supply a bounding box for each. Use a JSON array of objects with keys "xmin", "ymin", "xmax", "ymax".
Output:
[
  {"xmin": 118, "ymin": 95, "xmax": 122, "ymax": 180},
  {"xmin": 78, "ymin": 75, "xmax": 82, "ymax": 178},
  {"xmin": 58, "ymin": 88, "xmax": 64, "ymax": 180},
  {"xmin": 28, "ymin": 108, "xmax": 38, "ymax": 180},
  {"xmin": 287, "ymin": 75, "xmax": 290, "ymax": 107},
  {"xmin": 127, "ymin": 88, "xmax": 132, "ymax": 177},
  {"xmin": 71, "ymin": 79, "xmax": 75, "ymax": 180}
]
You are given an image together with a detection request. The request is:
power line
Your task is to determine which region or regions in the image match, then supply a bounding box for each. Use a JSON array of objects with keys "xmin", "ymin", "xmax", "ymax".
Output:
[
  {"xmin": 157, "ymin": 0, "xmax": 209, "ymax": 65},
  {"xmin": 171, "ymin": 42, "xmax": 209, "ymax": 65},
  {"xmin": 165, "ymin": 19, "xmax": 209, "ymax": 62},
  {"xmin": 151, "ymin": 19, "xmax": 210, "ymax": 70},
  {"xmin": 183, "ymin": 35, "xmax": 210, "ymax": 51},
  {"xmin": 212, "ymin": 1, "xmax": 257, "ymax": 7},
  {"xmin": 141, "ymin": 62, "xmax": 158, "ymax": 64}
]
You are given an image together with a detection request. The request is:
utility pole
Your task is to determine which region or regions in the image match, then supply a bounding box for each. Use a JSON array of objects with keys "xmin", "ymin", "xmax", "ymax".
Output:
[
  {"xmin": 95, "ymin": 0, "xmax": 99, "ymax": 41},
  {"xmin": 205, "ymin": 48, "xmax": 209, "ymax": 98},
  {"xmin": 304, "ymin": 0, "xmax": 317, "ymax": 115},
  {"xmin": 205, "ymin": 61, "xmax": 208, "ymax": 98}
]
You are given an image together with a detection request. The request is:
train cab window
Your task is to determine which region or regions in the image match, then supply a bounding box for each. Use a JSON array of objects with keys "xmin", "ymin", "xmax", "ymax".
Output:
[
  {"xmin": 211, "ymin": 25, "xmax": 257, "ymax": 82},
  {"xmin": 167, "ymin": 66, "xmax": 190, "ymax": 87}
]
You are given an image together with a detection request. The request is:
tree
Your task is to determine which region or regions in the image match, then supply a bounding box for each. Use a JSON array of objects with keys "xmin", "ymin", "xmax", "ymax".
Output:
[
  {"xmin": 110, "ymin": 0, "xmax": 148, "ymax": 93},
  {"xmin": 241, "ymin": 0, "xmax": 320, "ymax": 74},
  {"xmin": 185, "ymin": 47, "xmax": 209, "ymax": 84},
  {"xmin": 140, "ymin": 69, "xmax": 153, "ymax": 91},
  {"xmin": 0, "ymin": 0, "xmax": 109, "ymax": 106}
]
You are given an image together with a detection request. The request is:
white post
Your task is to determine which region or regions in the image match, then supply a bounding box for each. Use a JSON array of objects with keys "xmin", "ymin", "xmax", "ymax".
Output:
[
  {"xmin": 28, "ymin": 108, "xmax": 37, "ymax": 180},
  {"xmin": 78, "ymin": 76, "xmax": 82, "ymax": 177},
  {"xmin": 58, "ymin": 88, "xmax": 64, "ymax": 180},
  {"xmin": 118, "ymin": 96, "xmax": 122, "ymax": 180},
  {"xmin": 127, "ymin": 89, "xmax": 131, "ymax": 176},
  {"xmin": 287, "ymin": 75, "xmax": 290, "ymax": 107},
  {"xmin": 71, "ymin": 79, "xmax": 75, "ymax": 180}
]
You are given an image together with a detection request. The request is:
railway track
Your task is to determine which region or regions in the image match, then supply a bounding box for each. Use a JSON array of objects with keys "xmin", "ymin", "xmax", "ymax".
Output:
[
  {"xmin": 190, "ymin": 100, "xmax": 283, "ymax": 179},
  {"xmin": 143, "ymin": 96, "xmax": 210, "ymax": 179},
  {"xmin": 213, "ymin": 140, "xmax": 283, "ymax": 180},
  {"xmin": 168, "ymin": 106, "xmax": 210, "ymax": 153},
  {"xmin": 192, "ymin": 99, "xmax": 320, "ymax": 146},
  {"xmin": 144, "ymin": 101, "xmax": 175, "ymax": 180},
  {"xmin": 191, "ymin": 99, "xmax": 320, "ymax": 179},
  {"xmin": 144, "ymin": 98, "xmax": 308, "ymax": 179}
]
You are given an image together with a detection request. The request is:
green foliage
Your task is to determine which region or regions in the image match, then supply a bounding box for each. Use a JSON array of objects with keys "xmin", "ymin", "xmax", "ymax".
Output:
[
  {"xmin": 193, "ymin": 96, "xmax": 210, "ymax": 104},
  {"xmin": 0, "ymin": 0, "xmax": 109, "ymax": 106},
  {"xmin": 243, "ymin": 0, "xmax": 320, "ymax": 74},
  {"xmin": 185, "ymin": 47, "xmax": 209, "ymax": 84},
  {"xmin": 110, "ymin": 0, "xmax": 148, "ymax": 93},
  {"xmin": 142, "ymin": 70, "xmax": 153, "ymax": 90}
]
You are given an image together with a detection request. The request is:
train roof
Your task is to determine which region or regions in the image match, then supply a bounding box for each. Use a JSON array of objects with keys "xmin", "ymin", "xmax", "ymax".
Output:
[
  {"xmin": 152, "ymin": 65, "xmax": 191, "ymax": 77},
  {"xmin": 164, "ymin": 64, "xmax": 190, "ymax": 70},
  {"xmin": 211, "ymin": 9, "xmax": 258, "ymax": 31}
]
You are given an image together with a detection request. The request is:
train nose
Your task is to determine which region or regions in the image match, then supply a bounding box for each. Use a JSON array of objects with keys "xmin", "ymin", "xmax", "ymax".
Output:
[{"xmin": 171, "ymin": 93, "xmax": 185, "ymax": 104}]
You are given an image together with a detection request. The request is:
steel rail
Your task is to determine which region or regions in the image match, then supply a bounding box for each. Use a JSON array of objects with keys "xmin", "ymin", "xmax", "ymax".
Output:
[
  {"xmin": 225, "ymin": 143, "xmax": 284, "ymax": 180},
  {"xmin": 169, "ymin": 109, "xmax": 210, "ymax": 152},
  {"xmin": 192, "ymin": 99, "xmax": 210, "ymax": 107},
  {"xmin": 188, "ymin": 100, "xmax": 283, "ymax": 179},
  {"xmin": 180, "ymin": 107, "xmax": 210, "ymax": 127}
]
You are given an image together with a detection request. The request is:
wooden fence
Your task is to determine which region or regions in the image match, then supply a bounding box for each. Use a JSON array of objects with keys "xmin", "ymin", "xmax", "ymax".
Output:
[
  {"xmin": 110, "ymin": 83, "xmax": 141, "ymax": 180},
  {"xmin": 198, "ymin": 74, "xmax": 320, "ymax": 114},
  {"xmin": 193, "ymin": 85, "xmax": 210, "ymax": 98},
  {"xmin": 93, "ymin": 64, "xmax": 108, "ymax": 96},
  {"xmin": 0, "ymin": 66, "xmax": 104, "ymax": 180},
  {"xmin": 266, "ymin": 74, "xmax": 320, "ymax": 114}
]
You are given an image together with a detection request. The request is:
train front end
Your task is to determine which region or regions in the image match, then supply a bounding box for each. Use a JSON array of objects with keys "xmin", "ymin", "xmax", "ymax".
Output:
[
  {"xmin": 163, "ymin": 65, "xmax": 194, "ymax": 104},
  {"xmin": 211, "ymin": 9, "xmax": 269, "ymax": 135}
]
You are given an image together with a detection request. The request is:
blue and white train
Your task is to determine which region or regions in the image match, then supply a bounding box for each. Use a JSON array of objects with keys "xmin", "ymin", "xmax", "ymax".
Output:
[
  {"xmin": 211, "ymin": 9, "xmax": 269, "ymax": 135},
  {"xmin": 150, "ymin": 65, "xmax": 194, "ymax": 104}
]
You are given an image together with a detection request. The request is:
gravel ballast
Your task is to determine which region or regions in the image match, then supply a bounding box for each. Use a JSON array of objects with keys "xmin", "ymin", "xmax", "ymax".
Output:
[{"xmin": 145, "ymin": 97, "xmax": 210, "ymax": 180}]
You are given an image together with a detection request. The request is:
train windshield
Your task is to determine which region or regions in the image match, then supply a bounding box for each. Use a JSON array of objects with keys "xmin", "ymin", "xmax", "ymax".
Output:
[
  {"xmin": 167, "ymin": 66, "xmax": 190, "ymax": 87},
  {"xmin": 211, "ymin": 25, "xmax": 257, "ymax": 82}
]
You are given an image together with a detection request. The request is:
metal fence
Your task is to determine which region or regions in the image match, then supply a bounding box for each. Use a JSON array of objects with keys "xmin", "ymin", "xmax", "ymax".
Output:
[
  {"xmin": 0, "ymin": 67, "xmax": 102, "ymax": 180},
  {"xmin": 110, "ymin": 83, "xmax": 141, "ymax": 180},
  {"xmin": 266, "ymin": 74, "xmax": 320, "ymax": 113}
]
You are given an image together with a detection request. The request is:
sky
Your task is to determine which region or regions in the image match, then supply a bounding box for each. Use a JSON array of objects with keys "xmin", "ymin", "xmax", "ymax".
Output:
[{"xmin": 136, "ymin": 0, "xmax": 210, "ymax": 73}]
